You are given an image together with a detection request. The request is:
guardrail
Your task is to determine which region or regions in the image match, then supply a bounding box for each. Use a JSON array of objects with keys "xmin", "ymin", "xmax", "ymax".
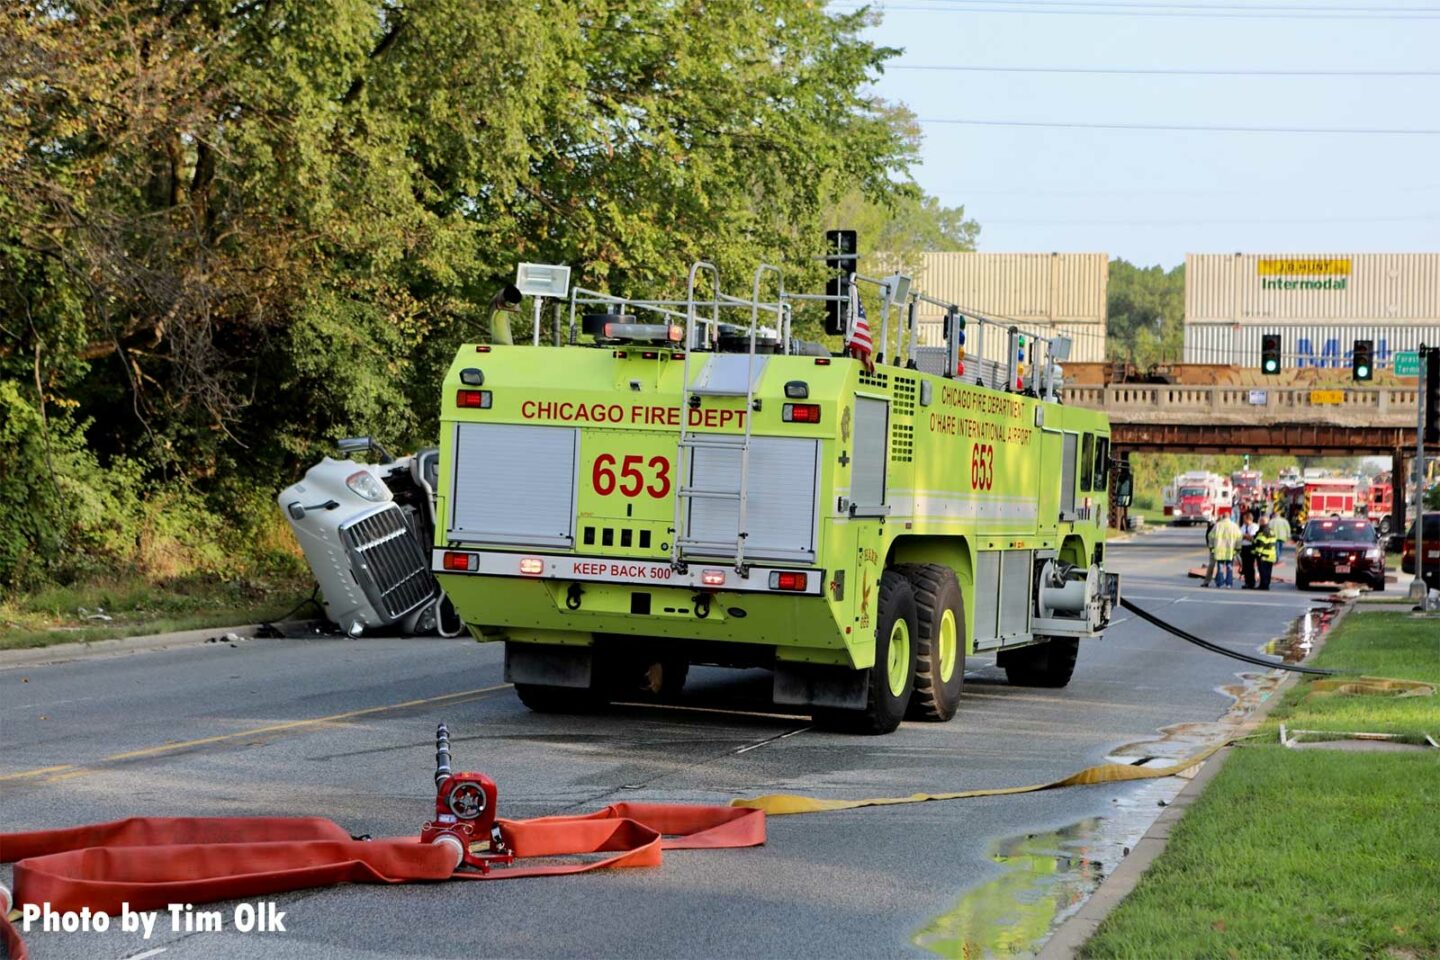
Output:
[{"xmin": 1064, "ymin": 384, "xmax": 1420, "ymax": 425}]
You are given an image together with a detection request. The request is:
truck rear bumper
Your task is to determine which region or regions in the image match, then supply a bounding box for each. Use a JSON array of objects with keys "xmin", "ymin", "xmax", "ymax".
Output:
[{"xmin": 432, "ymin": 548, "xmax": 824, "ymax": 595}]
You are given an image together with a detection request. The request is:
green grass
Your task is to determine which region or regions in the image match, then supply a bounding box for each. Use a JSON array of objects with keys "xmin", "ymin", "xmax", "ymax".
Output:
[
  {"xmin": 1081, "ymin": 610, "xmax": 1440, "ymax": 960},
  {"xmin": 1265, "ymin": 613, "xmax": 1440, "ymax": 743},
  {"xmin": 1082, "ymin": 749, "xmax": 1440, "ymax": 960},
  {"xmin": 0, "ymin": 574, "xmax": 311, "ymax": 651}
]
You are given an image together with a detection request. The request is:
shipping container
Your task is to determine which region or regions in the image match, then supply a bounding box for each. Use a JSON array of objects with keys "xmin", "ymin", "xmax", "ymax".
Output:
[
  {"xmin": 916, "ymin": 319, "xmax": 1107, "ymax": 363},
  {"xmin": 911, "ymin": 252, "xmax": 1108, "ymax": 364},
  {"xmin": 1186, "ymin": 253, "xmax": 1440, "ymax": 324},
  {"xmin": 1182, "ymin": 323, "xmax": 1439, "ymax": 370},
  {"xmin": 914, "ymin": 252, "xmax": 1108, "ymax": 324}
]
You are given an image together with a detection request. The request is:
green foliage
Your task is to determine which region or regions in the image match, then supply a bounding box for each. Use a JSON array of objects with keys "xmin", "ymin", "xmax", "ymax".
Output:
[
  {"xmin": 0, "ymin": 0, "xmax": 932, "ymax": 588},
  {"xmin": 1106, "ymin": 260, "xmax": 1184, "ymax": 366}
]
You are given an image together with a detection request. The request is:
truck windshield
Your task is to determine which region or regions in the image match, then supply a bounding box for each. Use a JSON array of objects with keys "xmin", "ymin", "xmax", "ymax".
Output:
[
  {"xmin": 1303, "ymin": 520, "xmax": 1376, "ymax": 543},
  {"xmin": 1179, "ymin": 487, "xmax": 1206, "ymax": 498}
]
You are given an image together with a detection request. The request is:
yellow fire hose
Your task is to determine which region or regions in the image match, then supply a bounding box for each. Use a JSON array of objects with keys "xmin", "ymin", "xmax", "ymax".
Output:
[
  {"xmin": 732, "ymin": 742, "xmax": 1228, "ymax": 816},
  {"xmin": 733, "ymin": 600, "xmax": 1433, "ymax": 817}
]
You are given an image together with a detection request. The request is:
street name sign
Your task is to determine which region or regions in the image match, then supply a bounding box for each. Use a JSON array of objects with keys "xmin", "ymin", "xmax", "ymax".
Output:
[{"xmin": 1393, "ymin": 351, "xmax": 1420, "ymax": 378}]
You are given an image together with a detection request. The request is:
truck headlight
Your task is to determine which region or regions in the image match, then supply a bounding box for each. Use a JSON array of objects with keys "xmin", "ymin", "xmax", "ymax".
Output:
[
  {"xmin": 346, "ymin": 470, "xmax": 386, "ymax": 502},
  {"xmin": 1365, "ymin": 548, "xmax": 1382, "ymax": 559},
  {"xmin": 1301, "ymin": 547, "xmax": 1320, "ymax": 558}
]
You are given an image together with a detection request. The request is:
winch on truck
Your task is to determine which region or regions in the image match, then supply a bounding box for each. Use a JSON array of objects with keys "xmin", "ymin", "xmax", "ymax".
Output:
[{"xmin": 432, "ymin": 237, "xmax": 1126, "ymax": 734}]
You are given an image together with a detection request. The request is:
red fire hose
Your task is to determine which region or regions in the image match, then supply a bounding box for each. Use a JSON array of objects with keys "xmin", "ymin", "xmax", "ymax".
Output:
[{"xmin": 0, "ymin": 725, "xmax": 764, "ymax": 960}]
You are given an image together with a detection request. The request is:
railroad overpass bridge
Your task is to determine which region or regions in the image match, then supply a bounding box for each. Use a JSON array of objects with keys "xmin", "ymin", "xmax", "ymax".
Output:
[
  {"xmin": 1064, "ymin": 384, "xmax": 1422, "ymax": 456},
  {"xmin": 1065, "ymin": 383, "xmax": 1433, "ymax": 531}
]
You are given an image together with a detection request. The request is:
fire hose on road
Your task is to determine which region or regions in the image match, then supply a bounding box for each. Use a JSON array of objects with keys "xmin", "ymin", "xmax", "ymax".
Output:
[
  {"xmin": 0, "ymin": 726, "xmax": 764, "ymax": 960},
  {"xmin": 0, "ymin": 603, "xmax": 1373, "ymax": 959},
  {"xmin": 1118, "ymin": 597, "xmax": 1338, "ymax": 677}
]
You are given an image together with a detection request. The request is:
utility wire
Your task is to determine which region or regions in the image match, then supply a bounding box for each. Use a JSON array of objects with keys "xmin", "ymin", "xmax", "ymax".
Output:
[
  {"xmin": 917, "ymin": 117, "xmax": 1440, "ymax": 134},
  {"xmin": 889, "ymin": 64, "xmax": 1440, "ymax": 77}
]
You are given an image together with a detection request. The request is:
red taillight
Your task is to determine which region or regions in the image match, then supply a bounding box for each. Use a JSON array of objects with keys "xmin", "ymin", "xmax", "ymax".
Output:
[
  {"xmin": 813, "ymin": 357, "xmax": 831, "ymax": 365},
  {"xmin": 442, "ymin": 551, "xmax": 475, "ymax": 572},
  {"xmin": 701, "ymin": 569, "xmax": 726, "ymax": 587},
  {"xmin": 782, "ymin": 403, "xmax": 821, "ymax": 424},
  {"xmin": 519, "ymin": 557, "xmax": 545, "ymax": 576},
  {"xmin": 475, "ymin": 345, "xmax": 492, "ymax": 353},
  {"xmin": 456, "ymin": 389, "xmax": 492, "ymax": 409},
  {"xmin": 769, "ymin": 571, "xmax": 807, "ymax": 591}
]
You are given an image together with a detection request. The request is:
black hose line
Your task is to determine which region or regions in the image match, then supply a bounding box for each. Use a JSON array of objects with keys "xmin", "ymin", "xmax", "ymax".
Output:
[{"xmin": 1119, "ymin": 597, "xmax": 1337, "ymax": 676}]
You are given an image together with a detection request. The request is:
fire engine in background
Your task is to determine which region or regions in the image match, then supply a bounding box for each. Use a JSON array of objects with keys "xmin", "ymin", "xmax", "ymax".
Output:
[
  {"xmin": 1231, "ymin": 469, "xmax": 1264, "ymax": 517},
  {"xmin": 1365, "ymin": 472, "xmax": 1396, "ymax": 536},
  {"xmin": 428, "ymin": 240, "xmax": 1125, "ymax": 734},
  {"xmin": 1164, "ymin": 471, "xmax": 1233, "ymax": 526},
  {"xmin": 1278, "ymin": 474, "xmax": 1359, "ymax": 529}
]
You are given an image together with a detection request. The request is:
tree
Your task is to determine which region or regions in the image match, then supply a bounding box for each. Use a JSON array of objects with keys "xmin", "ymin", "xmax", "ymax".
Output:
[
  {"xmin": 1107, "ymin": 260, "xmax": 1184, "ymax": 367},
  {"xmin": 0, "ymin": 0, "xmax": 934, "ymax": 586}
]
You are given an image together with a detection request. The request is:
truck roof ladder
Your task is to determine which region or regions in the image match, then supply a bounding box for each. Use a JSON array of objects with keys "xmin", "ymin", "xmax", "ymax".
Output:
[{"xmin": 673, "ymin": 263, "xmax": 784, "ymax": 575}]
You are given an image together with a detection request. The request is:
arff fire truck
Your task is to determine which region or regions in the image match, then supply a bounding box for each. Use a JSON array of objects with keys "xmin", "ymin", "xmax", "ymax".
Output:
[
  {"xmin": 428, "ymin": 249, "xmax": 1124, "ymax": 733},
  {"xmin": 1163, "ymin": 471, "xmax": 1232, "ymax": 526}
]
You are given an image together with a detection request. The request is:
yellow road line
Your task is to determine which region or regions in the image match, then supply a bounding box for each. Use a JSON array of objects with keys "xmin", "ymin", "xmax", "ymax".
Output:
[{"xmin": 0, "ymin": 683, "xmax": 511, "ymax": 783}]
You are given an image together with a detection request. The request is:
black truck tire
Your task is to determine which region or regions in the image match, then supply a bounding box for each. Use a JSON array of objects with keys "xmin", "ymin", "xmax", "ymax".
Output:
[
  {"xmin": 812, "ymin": 569, "xmax": 917, "ymax": 735},
  {"xmin": 895, "ymin": 563, "xmax": 966, "ymax": 722},
  {"xmin": 998, "ymin": 636, "xmax": 1079, "ymax": 689}
]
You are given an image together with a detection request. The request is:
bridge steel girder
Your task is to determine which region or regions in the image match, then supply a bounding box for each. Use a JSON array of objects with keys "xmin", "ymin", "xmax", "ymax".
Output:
[{"xmin": 1112, "ymin": 423, "xmax": 1416, "ymax": 457}]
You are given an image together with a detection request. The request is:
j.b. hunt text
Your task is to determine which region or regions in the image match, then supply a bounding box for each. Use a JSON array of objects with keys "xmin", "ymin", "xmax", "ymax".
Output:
[{"xmin": 20, "ymin": 901, "xmax": 287, "ymax": 937}]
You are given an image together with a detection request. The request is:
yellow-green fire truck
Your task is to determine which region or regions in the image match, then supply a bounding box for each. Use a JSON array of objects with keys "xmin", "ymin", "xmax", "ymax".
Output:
[{"xmin": 431, "ymin": 254, "xmax": 1123, "ymax": 733}]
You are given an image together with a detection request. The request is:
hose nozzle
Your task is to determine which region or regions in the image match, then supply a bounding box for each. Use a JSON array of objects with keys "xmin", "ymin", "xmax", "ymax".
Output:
[{"xmin": 435, "ymin": 722, "xmax": 452, "ymax": 786}]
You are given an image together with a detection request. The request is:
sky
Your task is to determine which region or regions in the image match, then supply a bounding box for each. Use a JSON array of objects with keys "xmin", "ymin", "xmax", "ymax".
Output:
[{"xmin": 850, "ymin": 0, "xmax": 1440, "ymax": 267}]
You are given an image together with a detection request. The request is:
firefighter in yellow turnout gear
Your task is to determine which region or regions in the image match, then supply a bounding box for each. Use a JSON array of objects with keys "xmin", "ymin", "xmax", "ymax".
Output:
[
  {"xmin": 1253, "ymin": 518, "xmax": 1279, "ymax": 591},
  {"xmin": 1206, "ymin": 510, "xmax": 1241, "ymax": 588}
]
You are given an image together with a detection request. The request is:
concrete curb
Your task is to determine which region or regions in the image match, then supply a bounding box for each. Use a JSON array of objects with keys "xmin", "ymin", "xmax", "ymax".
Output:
[
  {"xmin": 1036, "ymin": 599, "xmax": 1353, "ymax": 960},
  {"xmin": 0, "ymin": 621, "xmax": 314, "ymax": 671}
]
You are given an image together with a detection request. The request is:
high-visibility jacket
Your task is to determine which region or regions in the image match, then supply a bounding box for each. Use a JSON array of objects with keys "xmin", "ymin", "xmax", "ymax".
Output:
[
  {"xmin": 1254, "ymin": 529, "xmax": 1279, "ymax": 563},
  {"xmin": 490, "ymin": 308, "xmax": 515, "ymax": 346},
  {"xmin": 1269, "ymin": 515, "xmax": 1291, "ymax": 542},
  {"xmin": 1212, "ymin": 519, "xmax": 1241, "ymax": 561}
]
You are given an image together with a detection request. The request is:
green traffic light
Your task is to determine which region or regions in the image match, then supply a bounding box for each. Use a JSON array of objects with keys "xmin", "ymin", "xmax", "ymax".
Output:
[{"xmin": 1357, "ymin": 365, "xmax": 1370, "ymax": 379}]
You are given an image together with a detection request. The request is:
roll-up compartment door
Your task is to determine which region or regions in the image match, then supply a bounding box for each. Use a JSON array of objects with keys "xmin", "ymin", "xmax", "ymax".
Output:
[
  {"xmin": 1060, "ymin": 432, "xmax": 1078, "ymax": 519},
  {"xmin": 688, "ymin": 437, "xmax": 820, "ymax": 562},
  {"xmin": 851, "ymin": 397, "xmax": 889, "ymax": 508},
  {"xmin": 449, "ymin": 423, "xmax": 578, "ymax": 548}
]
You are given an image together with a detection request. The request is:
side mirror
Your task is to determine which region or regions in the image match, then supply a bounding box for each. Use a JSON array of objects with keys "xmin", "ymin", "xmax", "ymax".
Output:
[
  {"xmin": 1114, "ymin": 469, "xmax": 1134, "ymax": 508},
  {"xmin": 337, "ymin": 436, "xmax": 394, "ymax": 464}
]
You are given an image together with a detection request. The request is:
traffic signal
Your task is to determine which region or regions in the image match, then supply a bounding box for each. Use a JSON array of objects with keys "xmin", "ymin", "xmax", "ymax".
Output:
[
  {"xmin": 1351, "ymin": 339, "xmax": 1373, "ymax": 382},
  {"xmin": 823, "ymin": 230, "xmax": 857, "ymax": 335},
  {"xmin": 1425, "ymin": 347, "xmax": 1439, "ymax": 444},
  {"xmin": 1261, "ymin": 333, "xmax": 1281, "ymax": 375}
]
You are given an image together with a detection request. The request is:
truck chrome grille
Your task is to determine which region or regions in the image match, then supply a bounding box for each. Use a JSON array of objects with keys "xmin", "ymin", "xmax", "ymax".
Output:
[{"xmin": 340, "ymin": 506, "xmax": 438, "ymax": 621}]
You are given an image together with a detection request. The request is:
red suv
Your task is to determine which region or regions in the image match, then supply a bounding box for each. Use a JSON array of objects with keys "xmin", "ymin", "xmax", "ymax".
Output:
[
  {"xmin": 1296, "ymin": 518, "xmax": 1385, "ymax": 591},
  {"xmin": 1400, "ymin": 512, "xmax": 1440, "ymax": 591}
]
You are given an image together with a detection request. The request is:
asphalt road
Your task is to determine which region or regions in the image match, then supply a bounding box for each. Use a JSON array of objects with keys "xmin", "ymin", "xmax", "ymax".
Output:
[{"xmin": 2, "ymin": 526, "xmax": 1324, "ymax": 960}]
